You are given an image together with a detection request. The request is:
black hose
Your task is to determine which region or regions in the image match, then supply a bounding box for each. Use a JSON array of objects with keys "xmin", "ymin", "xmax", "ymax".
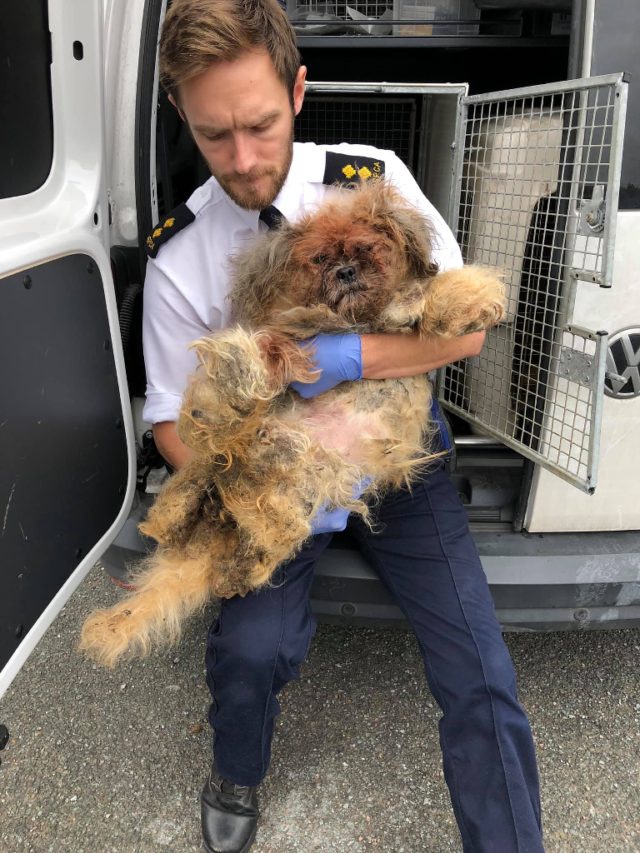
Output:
[{"xmin": 118, "ymin": 281, "xmax": 143, "ymax": 352}]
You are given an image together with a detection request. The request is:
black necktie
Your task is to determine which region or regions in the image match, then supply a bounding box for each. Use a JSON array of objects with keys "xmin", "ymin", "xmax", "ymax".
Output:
[{"xmin": 259, "ymin": 205, "xmax": 286, "ymax": 230}]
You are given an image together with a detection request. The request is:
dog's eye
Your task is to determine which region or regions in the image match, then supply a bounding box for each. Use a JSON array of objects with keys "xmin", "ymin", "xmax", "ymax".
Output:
[{"xmin": 312, "ymin": 254, "xmax": 328, "ymax": 265}]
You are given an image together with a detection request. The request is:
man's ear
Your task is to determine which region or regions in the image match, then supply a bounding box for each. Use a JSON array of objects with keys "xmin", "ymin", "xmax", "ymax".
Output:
[
  {"xmin": 293, "ymin": 65, "xmax": 307, "ymax": 117},
  {"xmin": 168, "ymin": 92, "xmax": 187, "ymax": 122}
]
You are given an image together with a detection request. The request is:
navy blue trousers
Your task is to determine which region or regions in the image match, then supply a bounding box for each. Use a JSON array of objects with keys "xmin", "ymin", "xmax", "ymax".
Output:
[{"xmin": 206, "ymin": 464, "xmax": 543, "ymax": 852}]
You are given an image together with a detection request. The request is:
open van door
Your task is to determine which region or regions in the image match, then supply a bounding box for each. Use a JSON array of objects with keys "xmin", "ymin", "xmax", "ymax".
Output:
[
  {"xmin": 0, "ymin": 1, "xmax": 136, "ymax": 697},
  {"xmin": 440, "ymin": 73, "xmax": 628, "ymax": 494}
]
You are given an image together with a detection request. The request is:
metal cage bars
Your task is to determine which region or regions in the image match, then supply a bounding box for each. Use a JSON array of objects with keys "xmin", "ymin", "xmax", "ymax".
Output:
[
  {"xmin": 292, "ymin": 76, "xmax": 627, "ymax": 491},
  {"xmin": 286, "ymin": 0, "xmax": 482, "ymax": 37},
  {"xmin": 295, "ymin": 96, "xmax": 419, "ymax": 166},
  {"xmin": 441, "ymin": 73, "xmax": 627, "ymax": 491}
]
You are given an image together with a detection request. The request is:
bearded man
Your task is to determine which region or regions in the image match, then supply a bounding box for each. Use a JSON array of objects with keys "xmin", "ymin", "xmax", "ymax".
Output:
[{"xmin": 142, "ymin": 2, "xmax": 544, "ymax": 851}]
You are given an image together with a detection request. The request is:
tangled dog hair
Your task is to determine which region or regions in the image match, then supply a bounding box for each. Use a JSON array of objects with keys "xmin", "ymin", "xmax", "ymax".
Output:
[{"xmin": 80, "ymin": 179, "xmax": 505, "ymax": 667}]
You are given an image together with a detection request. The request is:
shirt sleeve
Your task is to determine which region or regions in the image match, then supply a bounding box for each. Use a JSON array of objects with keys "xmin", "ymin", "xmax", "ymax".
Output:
[
  {"xmin": 142, "ymin": 259, "xmax": 209, "ymax": 424},
  {"xmin": 385, "ymin": 153, "xmax": 463, "ymax": 272}
]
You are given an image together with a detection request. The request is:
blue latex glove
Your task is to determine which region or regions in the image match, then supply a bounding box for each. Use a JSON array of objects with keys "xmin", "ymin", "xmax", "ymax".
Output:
[
  {"xmin": 310, "ymin": 504, "xmax": 352, "ymax": 535},
  {"xmin": 291, "ymin": 333, "xmax": 363, "ymax": 399},
  {"xmin": 310, "ymin": 477, "xmax": 373, "ymax": 535}
]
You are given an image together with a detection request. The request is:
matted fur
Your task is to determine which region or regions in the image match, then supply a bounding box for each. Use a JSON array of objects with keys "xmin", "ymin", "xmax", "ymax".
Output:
[{"xmin": 80, "ymin": 180, "xmax": 505, "ymax": 667}]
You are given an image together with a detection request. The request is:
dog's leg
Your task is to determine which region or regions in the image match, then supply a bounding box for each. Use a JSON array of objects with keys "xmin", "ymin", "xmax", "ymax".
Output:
[
  {"xmin": 419, "ymin": 265, "xmax": 506, "ymax": 338},
  {"xmin": 222, "ymin": 491, "xmax": 313, "ymax": 591},
  {"xmin": 179, "ymin": 328, "xmax": 316, "ymax": 459},
  {"xmin": 193, "ymin": 428, "xmax": 369, "ymax": 596},
  {"xmin": 79, "ymin": 546, "xmax": 222, "ymax": 667},
  {"xmin": 139, "ymin": 457, "xmax": 224, "ymax": 546}
]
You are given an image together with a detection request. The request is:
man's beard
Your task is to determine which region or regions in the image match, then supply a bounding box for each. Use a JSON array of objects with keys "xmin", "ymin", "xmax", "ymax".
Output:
[{"xmin": 215, "ymin": 124, "xmax": 294, "ymax": 211}]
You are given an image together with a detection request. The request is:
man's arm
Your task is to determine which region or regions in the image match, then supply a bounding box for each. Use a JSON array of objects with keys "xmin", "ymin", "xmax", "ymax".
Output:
[
  {"xmin": 153, "ymin": 421, "xmax": 192, "ymax": 471},
  {"xmin": 153, "ymin": 332, "xmax": 482, "ymax": 469},
  {"xmin": 142, "ymin": 260, "xmax": 214, "ymax": 471},
  {"xmin": 361, "ymin": 330, "xmax": 485, "ymax": 380},
  {"xmin": 291, "ymin": 330, "xmax": 486, "ymax": 398}
]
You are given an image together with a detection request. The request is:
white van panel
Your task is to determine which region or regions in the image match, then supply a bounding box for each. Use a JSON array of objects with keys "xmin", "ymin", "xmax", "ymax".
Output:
[
  {"xmin": 103, "ymin": 0, "xmax": 148, "ymax": 245},
  {"xmin": 0, "ymin": 0, "xmax": 136, "ymax": 699},
  {"xmin": 526, "ymin": 211, "xmax": 640, "ymax": 532}
]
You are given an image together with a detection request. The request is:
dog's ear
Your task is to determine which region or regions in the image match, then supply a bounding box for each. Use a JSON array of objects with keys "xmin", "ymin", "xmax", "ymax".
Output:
[
  {"xmin": 390, "ymin": 205, "xmax": 440, "ymax": 281},
  {"xmin": 229, "ymin": 226, "xmax": 297, "ymax": 326},
  {"xmin": 371, "ymin": 183, "xmax": 439, "ymax": 281}
]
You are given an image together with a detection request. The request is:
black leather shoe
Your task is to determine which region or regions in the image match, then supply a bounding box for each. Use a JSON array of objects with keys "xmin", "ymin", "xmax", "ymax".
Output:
[{"xmin": 201, "ymin": 767, "xmax": 259, "ymax": 853}]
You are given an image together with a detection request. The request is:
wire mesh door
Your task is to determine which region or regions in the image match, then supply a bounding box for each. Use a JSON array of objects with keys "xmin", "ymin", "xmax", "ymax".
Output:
[{"xmin": 441, "ymin": 74, "xmax": 628, "ymax": 492}]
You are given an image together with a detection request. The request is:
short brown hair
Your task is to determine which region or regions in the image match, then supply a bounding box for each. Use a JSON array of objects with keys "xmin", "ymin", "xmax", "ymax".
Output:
[{"xmin": 160, "ymin": 0, "xmax": 301, "ymax": 99}]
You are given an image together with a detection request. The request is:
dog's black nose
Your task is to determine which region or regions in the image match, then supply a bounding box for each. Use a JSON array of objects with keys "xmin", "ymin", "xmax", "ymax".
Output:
[{"xmin": 336, "ymin": 265, "xmax": 357, "ymax": 284}]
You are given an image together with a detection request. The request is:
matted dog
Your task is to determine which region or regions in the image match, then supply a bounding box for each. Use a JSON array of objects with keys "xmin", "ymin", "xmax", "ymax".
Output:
[{"xmin": 80, "ymin": 180, "xmax": 505, "ymax": 666}]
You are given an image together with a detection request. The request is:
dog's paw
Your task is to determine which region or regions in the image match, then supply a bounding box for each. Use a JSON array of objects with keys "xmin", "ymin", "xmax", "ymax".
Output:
[
  {"xmin": 458, "ymin": 294, "xmax": 505, "ymax": 335},
  {"xmin": 422, "ymin": 266, "xmax": 506, "ymax": 338},
  {"xmin": 79, "ymin": 608, "xmax": 135, "ymax": 668}
]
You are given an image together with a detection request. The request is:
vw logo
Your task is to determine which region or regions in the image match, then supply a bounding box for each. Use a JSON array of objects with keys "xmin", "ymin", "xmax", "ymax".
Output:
[{"xmin": 605, "ymin": 328, "xmax": 640, "ymax": 398}]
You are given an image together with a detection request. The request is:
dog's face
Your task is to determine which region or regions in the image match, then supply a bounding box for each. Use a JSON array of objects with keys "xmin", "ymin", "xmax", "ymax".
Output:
[
  {"xmin": 231, "ymin": 180, "xmax": 439, "ymax": 330},
  {"xmin": 288, "ymin": 200, "xmax": 416, "ymax": 319}
]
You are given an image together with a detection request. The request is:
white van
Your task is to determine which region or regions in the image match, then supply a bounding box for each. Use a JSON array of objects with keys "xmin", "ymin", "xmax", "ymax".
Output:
[{"xmin": 1, "ymin": 0, "xmax": 639, "ymax": 697}]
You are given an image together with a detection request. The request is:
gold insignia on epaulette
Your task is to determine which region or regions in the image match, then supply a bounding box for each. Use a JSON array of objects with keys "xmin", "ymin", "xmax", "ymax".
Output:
[
  {"xmin": 324, "ymin": 152, "xmax": 385, "ymax": 188},
  {"xmin": 145, "ymin": 202, "xmax": 196, "ymax": 258}
]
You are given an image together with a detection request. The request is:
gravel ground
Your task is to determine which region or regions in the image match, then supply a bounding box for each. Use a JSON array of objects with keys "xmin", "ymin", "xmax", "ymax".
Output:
[{"xmin": 1, "ymin": 564, "xmax": 639, "ymax": 853}]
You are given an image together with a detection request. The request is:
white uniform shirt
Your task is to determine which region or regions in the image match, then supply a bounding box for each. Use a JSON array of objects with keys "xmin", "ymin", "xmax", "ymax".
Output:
[{"xmin": 142, "ymin": 141, "xmax": 463, "ymax": 424}]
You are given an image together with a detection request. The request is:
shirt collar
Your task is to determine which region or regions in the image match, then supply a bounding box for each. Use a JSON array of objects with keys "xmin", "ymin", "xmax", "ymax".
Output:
[
  {"xmin": 219, "ymin": 194, "xmax": 260, "ymax": 232},
  {"xmin": 271, "ymin": 143, "xmax": 326, "ymax": 221},
  {"xmin": 216, "ymin": 143, "xmax": 326, "ymax": 229}
]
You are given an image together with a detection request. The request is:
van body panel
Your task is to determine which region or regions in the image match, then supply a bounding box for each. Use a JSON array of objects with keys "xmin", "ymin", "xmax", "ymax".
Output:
[
  {"xmin": 0, "ymin": 0, "xmax": 136, "ymax": 698},
  {"xmin": 525, "ymin": 211, "xmax": 640, "ymax": 532},
  {"xmin": 103, "ymin": 0, "xmax": 147, "ymax": 247},
  {"xmin": 3, "ymin": 0, "xmax": 638, "ymax": 700}
]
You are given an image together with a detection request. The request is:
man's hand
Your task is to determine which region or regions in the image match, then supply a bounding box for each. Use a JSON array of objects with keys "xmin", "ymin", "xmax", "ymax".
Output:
[
  {"xmin": 290, "ymin": 333, "xmax": 363, "ymax": 398},
  {"xmin": 310, "ymin": 505, "xmax": 352, "ymax": 534},
  {"xmin": 309, "ymin": 476, "xmax": 373, "ymax": 535}
]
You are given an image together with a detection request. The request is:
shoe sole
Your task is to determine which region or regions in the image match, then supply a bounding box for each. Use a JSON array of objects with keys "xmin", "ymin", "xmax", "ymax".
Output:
[{"xmin": 202, "ymin": 824, "xmax": 257, "ymax": 853}]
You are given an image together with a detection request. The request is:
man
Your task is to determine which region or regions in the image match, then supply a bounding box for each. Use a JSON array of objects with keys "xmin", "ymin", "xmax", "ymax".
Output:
[{"xmin": 143, "ymin": 1, "xmax": 544, "ymax": 851}]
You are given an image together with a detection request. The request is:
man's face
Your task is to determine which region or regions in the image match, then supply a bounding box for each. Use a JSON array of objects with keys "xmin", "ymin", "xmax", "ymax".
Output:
[{"xmin": 172, "ymin": 50, "xmax": 306, "ymax": 210}]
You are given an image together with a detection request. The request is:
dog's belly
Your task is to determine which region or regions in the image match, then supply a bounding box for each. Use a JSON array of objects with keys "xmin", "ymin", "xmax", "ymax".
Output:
[
  {"xmin": 300, "ymin": 403, "xmax": 386, "ymax": 459},
  {"xmin": 281, "ymin": 375, "xmax": 432, "ymax": 473}
]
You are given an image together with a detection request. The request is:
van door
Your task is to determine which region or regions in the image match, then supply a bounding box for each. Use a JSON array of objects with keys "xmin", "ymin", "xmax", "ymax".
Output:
[
  {"xmin": 440, "ymin": 73, "xmax": 628, "ymax": 493},
  {"xmin": 0, "ymin": 1, "xmax": 136, "ymax": 697}
]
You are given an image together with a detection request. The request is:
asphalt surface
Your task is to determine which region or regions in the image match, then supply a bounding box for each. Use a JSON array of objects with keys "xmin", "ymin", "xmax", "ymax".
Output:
[{"xmin": 1, "ymin": 564, "xmax": 639, "ymax": 853}]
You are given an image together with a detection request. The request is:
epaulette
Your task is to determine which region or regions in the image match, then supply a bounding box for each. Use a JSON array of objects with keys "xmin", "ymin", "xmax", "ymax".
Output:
[
  {"xmin": 323, "ymin": 151, "xmax": 385, "ymax": 186},
  {"xmin": 145, "ymin": 203, "xmax": 195, "ymax": 258}
]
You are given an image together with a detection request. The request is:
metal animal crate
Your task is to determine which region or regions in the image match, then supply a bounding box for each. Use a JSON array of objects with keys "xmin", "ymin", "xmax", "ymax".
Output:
[
  {"xmin": 295, "ymin": 95, "xmax": 419, "ymax": 170},
  {"xmin": 294, "ymin": 75, "xmax": 627, "ymax": 491},
  {"xmin": 443, "ymin": 74, "xmax": 628, "ymax": 492},
  {"xmin": 296, "ymin": 82, "xmax": 466, "ymax": 214},
  {"xmin": 286, "ymin": 0, "xmax": 481, "ymax": 36}
]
